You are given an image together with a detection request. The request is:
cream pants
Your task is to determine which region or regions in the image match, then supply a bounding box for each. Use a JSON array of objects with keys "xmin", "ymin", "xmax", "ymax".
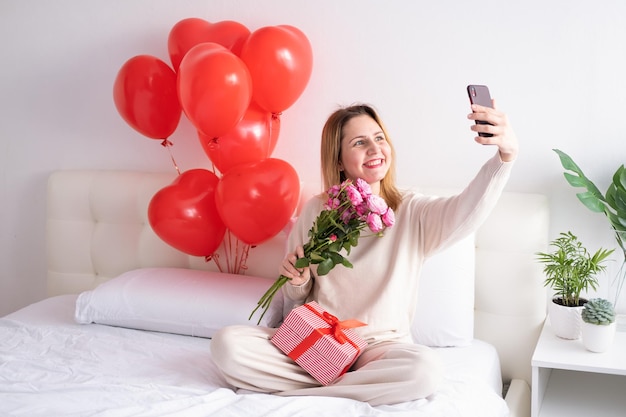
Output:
[{"xmin": 210, "ymin": 325, "xmax": 443, "ymax": 406}]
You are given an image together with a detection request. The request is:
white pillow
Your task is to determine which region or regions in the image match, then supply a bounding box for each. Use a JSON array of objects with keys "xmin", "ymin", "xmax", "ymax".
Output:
[
  {"xmin": 75, "ymin": 268, "xmax": 284, "ymax": 337},
  {"xmin": 75, "ymin": 236, "xmax": 475, "ymax": 346},
  {"xmin": 411, "ymin": 234, "xmax": 475, "ymax": 347}
]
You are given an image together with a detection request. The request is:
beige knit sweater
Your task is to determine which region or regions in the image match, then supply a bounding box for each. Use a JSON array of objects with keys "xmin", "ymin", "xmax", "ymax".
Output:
[{"xmin": 283, "ymin": 152, "xmax": 514, "ymax": 344}]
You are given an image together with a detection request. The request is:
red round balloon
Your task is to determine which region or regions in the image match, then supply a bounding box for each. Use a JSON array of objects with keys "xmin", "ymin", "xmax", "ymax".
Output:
[
  {"xmin": 198, "ymin": 103, "xmax": 280, "ymax": 174},
  {"xmin": 168, "ymin": 18, "xmax": 250, "ymax": 71},
  {"xmin": 216, "ymin": 158, "xmax": 300, "ymax": 245},
  {"xmin": 148, "ymin": 169, "xmax": 226, "ymax": 257},
  {"xmin": 240, "ymin": 25, "xmax": 313, "ymax": 114},
  {"xmin": 113, "ymin": 55, "xmax": 181, "ymax": 140},
  {"xmin": 178, "ymin": 43, "xmax": 252, "ymax": 139}
]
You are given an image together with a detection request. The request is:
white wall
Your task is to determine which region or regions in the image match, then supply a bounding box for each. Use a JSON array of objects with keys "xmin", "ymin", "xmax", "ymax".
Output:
[{"xmin": 2, "ymin": 0, "xmax": 626, "ymax": 316}]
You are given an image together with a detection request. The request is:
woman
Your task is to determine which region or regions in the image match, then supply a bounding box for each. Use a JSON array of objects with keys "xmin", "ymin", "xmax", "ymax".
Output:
[{"xmin": 211, "ymin": 101, "xmax": 518, "ymax": 405}]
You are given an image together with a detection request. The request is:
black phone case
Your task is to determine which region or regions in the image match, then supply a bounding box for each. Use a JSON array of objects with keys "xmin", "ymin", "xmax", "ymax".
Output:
[{"xmin": 467, "ymin": 85, "xmax": 493, "ymax": 137}]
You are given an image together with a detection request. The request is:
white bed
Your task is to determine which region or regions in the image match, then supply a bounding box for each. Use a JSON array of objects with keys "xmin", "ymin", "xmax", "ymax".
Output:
[{"xmin": 0, "ymin": 170, "xmax": 550, "ymax": 417}]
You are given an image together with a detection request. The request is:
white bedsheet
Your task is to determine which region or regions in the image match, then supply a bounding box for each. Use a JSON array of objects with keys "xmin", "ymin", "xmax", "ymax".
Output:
[{"xmin": 0, "ymin": 296, "xmax": 509, "ymax": 417}]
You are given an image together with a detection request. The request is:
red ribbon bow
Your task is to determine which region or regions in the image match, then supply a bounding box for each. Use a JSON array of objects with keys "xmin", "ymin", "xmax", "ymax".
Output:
[{"xmin": 308, "ymin": 305, "xmax": 366, "ymax": 344}]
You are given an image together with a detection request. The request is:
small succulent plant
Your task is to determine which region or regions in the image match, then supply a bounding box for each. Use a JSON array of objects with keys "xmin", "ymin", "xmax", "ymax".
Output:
[{"xmin": 581, "ymin": 298, "xmax": 616, "ymax": 325}]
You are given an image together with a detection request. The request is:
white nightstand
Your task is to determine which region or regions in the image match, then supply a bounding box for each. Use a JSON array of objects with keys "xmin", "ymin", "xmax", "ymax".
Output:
[{"xmin": 531, "ymin": 319, "xmax": 626, "ymax": 417}]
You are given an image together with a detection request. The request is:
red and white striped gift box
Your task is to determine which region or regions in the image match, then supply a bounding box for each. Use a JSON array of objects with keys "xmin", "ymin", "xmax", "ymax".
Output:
[{"xmin": 271, "ymin": 301, "xmax": 367, "ymax": 385}]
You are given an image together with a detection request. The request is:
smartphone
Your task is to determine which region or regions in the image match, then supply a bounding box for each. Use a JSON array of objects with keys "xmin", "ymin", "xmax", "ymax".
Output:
[{"xmin": 467, "ymin": 84, "xmax": 493, "ymax": 137}]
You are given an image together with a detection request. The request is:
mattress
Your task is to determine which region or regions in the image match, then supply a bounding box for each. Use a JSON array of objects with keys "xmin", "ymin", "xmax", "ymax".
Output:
[{"xmin": 0, "ymin": 295, "xmax": 509, "ymax": 417}]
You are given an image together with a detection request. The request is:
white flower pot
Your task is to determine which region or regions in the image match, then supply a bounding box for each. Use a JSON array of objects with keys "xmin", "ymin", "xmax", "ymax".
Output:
[
  {"xmin": 581, "ymin": 322, "xmax": 617, "ymax": 353},
  {"xmin": 548, "ymin": 299, "xmax": 585, "ymax": 339}
]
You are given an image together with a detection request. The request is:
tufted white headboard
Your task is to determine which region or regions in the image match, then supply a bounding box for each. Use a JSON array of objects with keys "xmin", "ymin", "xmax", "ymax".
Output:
[
  {"xmin": 46, "ymin": 170, "xmax": 288, "ymax": 292},
  {"xmin": 46, "ymin": 170, "xmax": 549, "ymax": 416}
]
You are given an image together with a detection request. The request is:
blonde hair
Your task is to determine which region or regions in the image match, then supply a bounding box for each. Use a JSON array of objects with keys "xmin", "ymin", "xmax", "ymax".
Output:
[{"xmin": 320, "ymin": 104, "xmax": 402, "ymax": 210}]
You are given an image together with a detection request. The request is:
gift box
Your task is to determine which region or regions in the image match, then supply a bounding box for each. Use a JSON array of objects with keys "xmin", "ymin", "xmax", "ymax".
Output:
[{"xmin": 271, "ymin": 301, "xmax": 367, "ymax": 385}]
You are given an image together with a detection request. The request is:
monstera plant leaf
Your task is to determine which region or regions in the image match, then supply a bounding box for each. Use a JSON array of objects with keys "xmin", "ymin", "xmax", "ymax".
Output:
[
  {"xmin": 606, "ymin": 165, "xmax": 626, "ymax": 242},
  {"xmin": 554, "ymin": 149, "xmax": 626, "ymax": 244},
  {"xmin": 554, "ymin": 149, "xmax": 606, "ymax": 212}
]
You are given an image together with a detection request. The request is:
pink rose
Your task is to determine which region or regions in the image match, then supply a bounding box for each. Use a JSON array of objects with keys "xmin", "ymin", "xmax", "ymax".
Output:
[
  {"xmin": 366, "ymin": 212, "xmax": 384, "ymax": 233},
  {"xmin": 382, "ymin": 208, "xmax": 395, "ymax": 227},
  {"xmin": 355, "ymin": 203, "xmax": 368, "ymax": 220},
  {"xmin": 325, "ymin": 197, "xmax": 341, "ymax": 210},
  {"xmin": 366, "ymin": 194, "xmax": 388, "ymax": 215},
  {"xmin": 355, "ymin": 178, "xmax": 372, "ymax": 196},
  {"xmin": 340, "ymin": 208, "xmax": 353, "ymax": 223},
  {"xmin": 345, "ymin": 184, "xmax": 363, "ymax": 206},
  {"xmin": 328, "ymin": 184, "xmax": 341, "ymax": 198}
]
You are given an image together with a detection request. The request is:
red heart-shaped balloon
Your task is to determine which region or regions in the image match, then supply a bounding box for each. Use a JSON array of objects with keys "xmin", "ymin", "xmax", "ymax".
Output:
[
  {"xmin": 168, "ymin": 18, "xmax": 251, "ymax": 71},
  {"xmin": 240, "ymin": 25, "xmax": 313, "ymax": 114},
  {"xmin": 113, "ymin": 55, "xmax": 181, "ymax": 140},
  {"xmin": 216, "ymin": 158, "xmax": 300, "ymax": 245},
  {"xmin": 198, "ymin": 102, "xmax": 280, "ymax": 174},
  {"xmin": 177, "ymin": 43, "xmax": 252, "ymax": 139},
  {"xmin": 148, "ymin": 169, "xmax": 226, "ymax": 257}
]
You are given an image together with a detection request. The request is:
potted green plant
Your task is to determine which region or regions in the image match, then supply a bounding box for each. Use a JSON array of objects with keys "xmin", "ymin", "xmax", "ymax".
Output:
[
  {"xmin": 553, "ymin": 149, "xmax": 626, "ymax": 307},
  {"xmin": 536, "ymin": 231, "xmax": 614, "ymax": 339},
  {"xmin": 581, "ymin": 298, "xmax": 617, "ymax": 352}
]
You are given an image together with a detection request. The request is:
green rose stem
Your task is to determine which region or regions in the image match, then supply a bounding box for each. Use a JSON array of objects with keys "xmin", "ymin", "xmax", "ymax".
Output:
[{"xmin": 249, "ymin": 274, "xmax": 291, "ymax": 324}]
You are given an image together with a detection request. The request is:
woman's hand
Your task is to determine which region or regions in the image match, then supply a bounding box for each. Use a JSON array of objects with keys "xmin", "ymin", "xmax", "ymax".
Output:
[
  {"xmin": 280, "ymin": 245, "xmax": 310, "ymax": 286},
  {"xmin": 468, "ymin": 100, "xmax": 519, "ymax": 162}
]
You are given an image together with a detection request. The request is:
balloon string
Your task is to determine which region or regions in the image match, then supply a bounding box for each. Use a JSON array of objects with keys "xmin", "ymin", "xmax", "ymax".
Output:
[
  {"xmin": 225, "ymin": 230, "xmax": 233, "ymax": 273},
  {"xmin": 161, "ymin": 139, "xmax": 181, "ymax": 175},
  {"xmin": 207, "ymin": 231, "xmax": 230, "ymax": 273},
  {"xmin": 232, "ymin": 234, "xmax": 238, "ymax": 273},
  {"xmin": 205, "ymin": 253, "xmax": 223, "ymax": 273},
  {"xmin": 267, "ymin": 113, "xmax": 281, "ymax": 159},
  {"xmin": 206, "ymin": 137, "xmax": 220, "ymax": 176},
  {"xmin": 238, "ymin": 243, "xmax": 250, "ymax": 273},
  {"xmin": 204, "ymin": 230, "xmax": 251, "ymax": 275}
]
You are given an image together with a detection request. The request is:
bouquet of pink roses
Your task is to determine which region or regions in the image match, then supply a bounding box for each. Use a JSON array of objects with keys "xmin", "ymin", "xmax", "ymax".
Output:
[{"xmin": 250, "ymin": 178, "xmax": 395, "ymax": 324}]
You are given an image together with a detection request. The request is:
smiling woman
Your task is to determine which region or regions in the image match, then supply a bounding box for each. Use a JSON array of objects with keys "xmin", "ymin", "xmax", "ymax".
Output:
[
  {"xmin": 321, "ymin": 105, "xmax": 401, "ymax": 210},
  {"xmin": 338, "ymin": 114, "xmax": 391, "ymax": 194},
  {"xmin": 210, "ymin": 101, "xmax": 520, "ymax": 405}
]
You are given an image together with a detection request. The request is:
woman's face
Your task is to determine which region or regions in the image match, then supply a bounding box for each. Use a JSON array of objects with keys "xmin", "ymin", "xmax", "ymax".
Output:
[{"xmin": 339, "ymin": 114, "xmax": 391, "ymax": 194}]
